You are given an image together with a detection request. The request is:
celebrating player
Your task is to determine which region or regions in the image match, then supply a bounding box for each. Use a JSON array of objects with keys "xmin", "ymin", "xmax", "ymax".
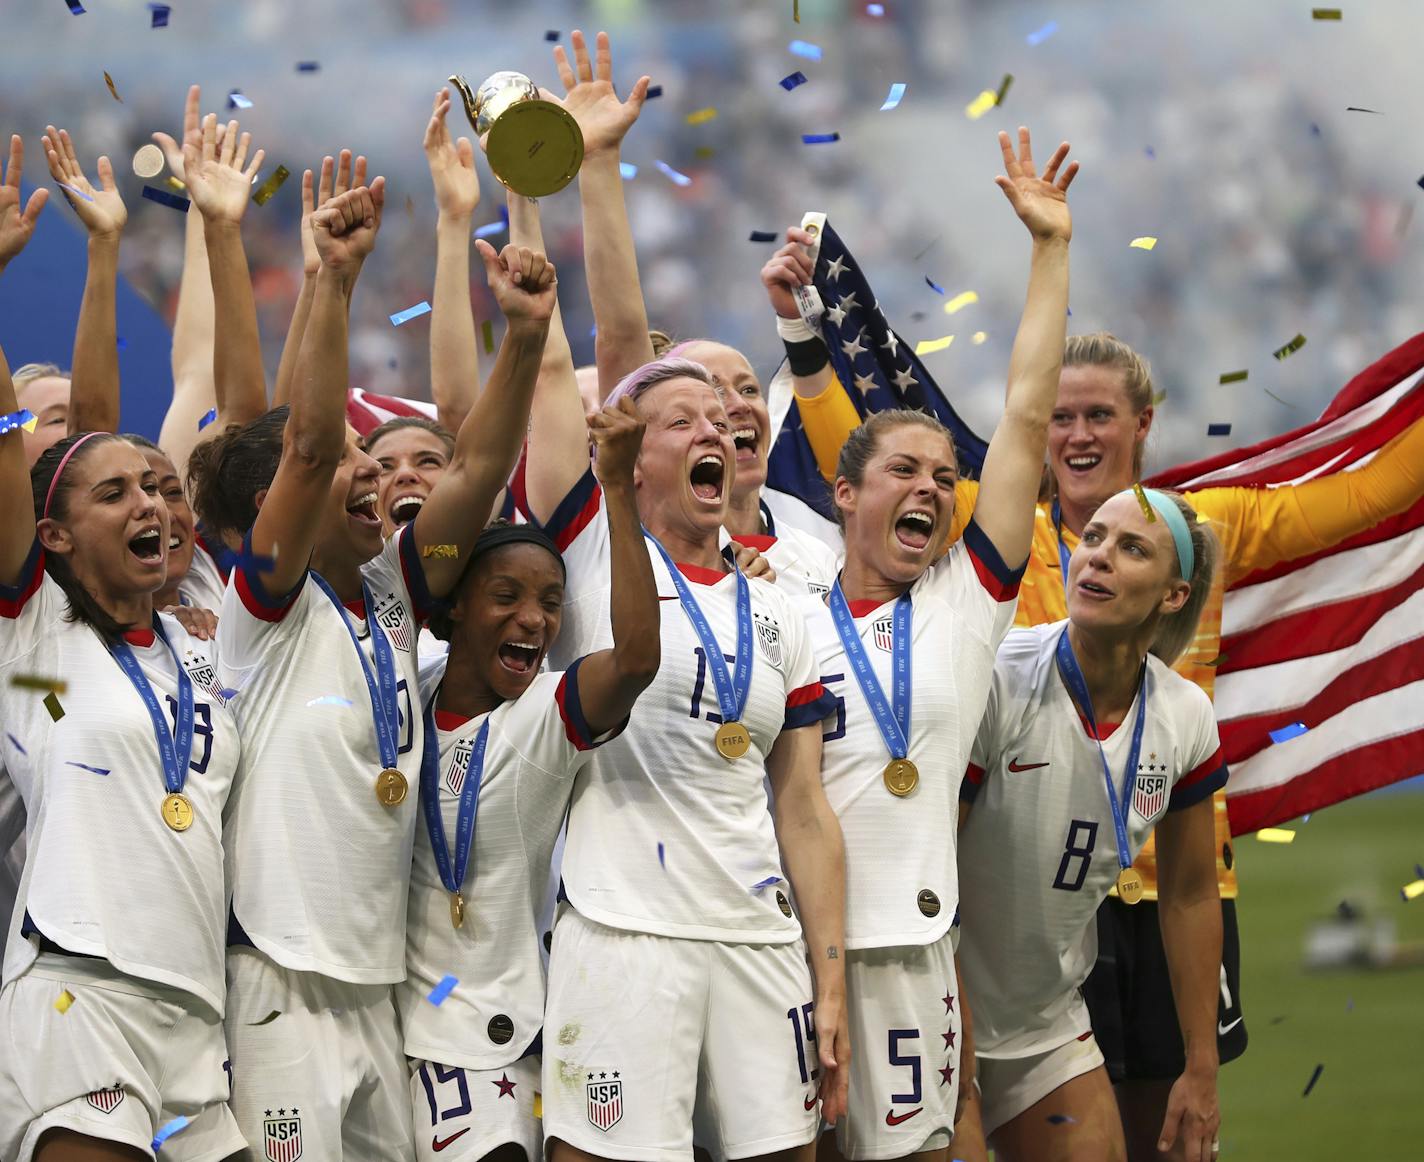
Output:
[
  {"xmin": 958, "ymin": 488, "xmax": 1225, "ymax": 1162},
  {"xmin": 364, "ymin": 417, "xmax": 457, "ymax": 535},
  {"xmin": 402, "ymin": 397, "xmax": 659, "ymax": 1162},
  {"xmin": 0, "ymin": 222, "xmax": 244, "ymax": 1156}
]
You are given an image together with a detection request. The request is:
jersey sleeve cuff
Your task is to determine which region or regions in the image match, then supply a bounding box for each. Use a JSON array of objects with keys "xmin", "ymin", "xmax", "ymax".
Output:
[
  {"xmin": 234, "ymin": 531, "xmax": 303, "ymax": 622},
  {"xmin": 396, "ymin": 524, "xmax": 436, "ymax": 623},
  {"xmin": 962, "ymin": 518, "xmax": 1025, "ymax": 602},
  {"xmin": 960, "ymin": 762, "xmax": 986, "ymax": 803},
  {"xmin": 538, "ymin": 467, "xmax": 603, "ymax": 553},
  {"xmin": 784, "ymin": 681, "xmax": 836, "ymax": 731},
  {"xmin": 1169, "ymin": 746, "xmax": 1228, "ymax": 811},
  {"xmin": 556, "ymin": 656, "xmax": 627, "ymax": 751},
  {"xmin": 0, "ymin": 537, "xmax": 44, "ymax": 619}
]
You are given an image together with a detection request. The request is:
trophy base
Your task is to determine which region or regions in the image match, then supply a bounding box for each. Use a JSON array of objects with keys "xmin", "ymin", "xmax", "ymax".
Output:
[{"xmin": 485, "ymin": 101, "xmax": 584, "ymax": 198}]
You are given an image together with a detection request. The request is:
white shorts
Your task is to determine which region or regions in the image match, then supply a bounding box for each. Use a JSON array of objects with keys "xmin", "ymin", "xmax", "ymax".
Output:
[
  {"xmin": 977, "ymin": 1032, "xmax": 1105, "ymax": 1137},
  {"xmin": 542, "ymin": 907, "xmax": 819, "ymax": 1161},
  {"xmin": 0, "ymin": 953, "xmax": 244, "ymax": 1162},
  {"xmin": 225, "ymin": 946, "xmax": 414, "ymax": 1162},
  {"xmin": 831, "ymin": 933, "xmax": 960, "ymax": 1160},
  {"xmin": 410, "ymin": 1054, "xmax": 541, "ymax": 1161}
]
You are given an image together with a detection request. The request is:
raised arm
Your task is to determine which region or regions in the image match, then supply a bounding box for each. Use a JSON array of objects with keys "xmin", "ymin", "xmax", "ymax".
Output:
[
  {"xmin": 971, "ymin": 127, "xmax": 1076, "ymax": 570},
  {"xmin": 41, "ymin": 126, "xmax": 126, "ymax": 435},
  {"xmin": 410, "ymin": 241, "xmax": 555, "ymax": 598},
  {"xmin": 183, "ymin": 113, "xmax": 269, "ymax": 434},
  {"xmin": 571, "ymin": 398, "xmax": 660, "ymax": 732},
  {"xmin": 252, "ymin": 180, "xmax": 385, "ymax": 597},
  {"xmin": 424, "ymin": 88, "xmax": 482, "ymax": 432},
  {"xmin": 555, "ymin": 29, "xmax": 653, "ymax": 397}
]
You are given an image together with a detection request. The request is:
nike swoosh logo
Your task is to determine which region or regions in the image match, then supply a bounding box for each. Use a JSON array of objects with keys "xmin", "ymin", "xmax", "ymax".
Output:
[
  {"xmin": 1218, "ymin": 1017, "xmax": 1243, "ymax": 1036},
  {"xmin": 804, "ymin": 1094, "xmax": 819, "ymax": 1110},
  {"xmin": 885, "ymin": 1107, "xmax": 923, "ymax": 1126},
  {"xmin": 432, "ymin": 1129, "xmax": 471, "ymax": 1151},
  {"xmin": 1008, "ymin": 757, "xmax": 1050, "ymax": 772}
]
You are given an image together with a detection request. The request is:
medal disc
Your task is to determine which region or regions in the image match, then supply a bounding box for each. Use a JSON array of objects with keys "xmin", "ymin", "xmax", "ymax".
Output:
[
  {"xmin": 714, "ymin": 720, "xmax": 751, "ymax": 761},
  {"xmin": 450, "ymin": 892, "xmax": 466, "ymax": 930},
  {"xmin": 161, "ymin": 792, "xmax": 194, "ymax": 832},
  {"xmin": 375, "ymin": 767, "xmax": 408, "ymax": 807},
  {"xmin": 883, "ymin": 758, "xmax": 919, "ymax": 797},
  {"xmin": 1117, "ymin": 867, "xmax": 1145, "ymax": 905}
]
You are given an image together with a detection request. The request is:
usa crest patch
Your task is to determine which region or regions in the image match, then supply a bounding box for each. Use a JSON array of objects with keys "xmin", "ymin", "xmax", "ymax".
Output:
[
  {"xmin": 872, "ymin": 615, "xmax": 894, "ymax": 653},
  {"xmin": 445, "ymin": 736, "xmax": 473, "ymax": 796},
  {"xmin": 182, "ymin": 653, "xmax": 227, "ymax": 706},
  {"xmin": 264, "ymin": 1111, "xmax": 303, "ymax": 1162},
  {"xmin": 374, "ymin": 593, "xmax": 413, "ymax": 653},
  {"xmin": 586, "ymin": 1072, "xmax": 623, "ymax": 1132},
  {"xmin": 1132, "ymin": 772, "xmax": 1169, "ymax": 821},
  {"xmin": 753, "ymin": 611, "xmax": 783, "ymax": 666},
  {"xmin": 85, "ymin": 1084, "xmax": 124, "ymax": 1113}
]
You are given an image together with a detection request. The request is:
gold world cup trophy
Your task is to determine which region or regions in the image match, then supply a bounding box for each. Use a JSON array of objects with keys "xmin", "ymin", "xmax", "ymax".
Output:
[{"xmin": 448, "ymin": 70, "xmax": 584, "ymax": 198}]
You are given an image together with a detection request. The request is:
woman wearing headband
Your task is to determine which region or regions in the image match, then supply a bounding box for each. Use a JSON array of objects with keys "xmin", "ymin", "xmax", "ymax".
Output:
[{"xmin": 957, "ymin": 488, "xmax": 1225, "ymax": 1162}]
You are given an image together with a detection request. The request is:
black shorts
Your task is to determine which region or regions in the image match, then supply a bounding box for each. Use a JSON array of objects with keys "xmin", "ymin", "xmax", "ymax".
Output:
[{"xmin": 1082, "ymin": 896, "xmax": 1247, "ymax": 1083}]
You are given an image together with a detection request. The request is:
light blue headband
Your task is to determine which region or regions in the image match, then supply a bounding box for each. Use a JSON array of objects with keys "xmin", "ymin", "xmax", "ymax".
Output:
[{"xmin": 1120, "ymin": 487, "xmax": 1194, "ymax": 580}]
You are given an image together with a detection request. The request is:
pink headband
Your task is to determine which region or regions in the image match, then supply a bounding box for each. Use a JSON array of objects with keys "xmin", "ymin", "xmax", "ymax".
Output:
[{"xmin": 42, "ymin": 432, "xmax": 103, "ymax": 521}]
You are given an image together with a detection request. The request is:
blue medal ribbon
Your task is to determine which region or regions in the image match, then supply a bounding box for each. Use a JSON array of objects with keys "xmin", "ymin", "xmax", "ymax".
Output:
[
  {"xmin": 828, "ymin": 580, "xmax": 912, "ymax": 761},
  {"xmin": 1053, "ymin": 626, "xmax": 1149, "ymax": 872},
  {"xmin": 310, "ymin": 574, "xmax": 401, "ymax": 770},
  {"xmin": 644, "ymin": 530, "xmax": 753, "ymax": 727},
  {"xmin": 419, "ymin": 695, "xmax": 490, "ymax": 900},
  {"xmin": 106, "ymin": 615, "xmax": 194, "ymax": 798},
  {"xmin": 1051, "ymin": 498, "xmax": 1072, "ymax": 598}
]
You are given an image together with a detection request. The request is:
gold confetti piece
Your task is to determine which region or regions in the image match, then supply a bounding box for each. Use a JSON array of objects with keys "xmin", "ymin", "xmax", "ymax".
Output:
[
  {"xmin": 943, "ymin": 291, "xmax": 979, "ymax": 315},
  {"xmin": 481, "ymin": 320, "xmax": 494, "ymax": 354},
  {"xmin": 1133, "ymin": 483, "xmax": 1156, "ymax": 522},
  {"xmin": 1219, "ymin": 369, "xmax": 1249, "ymax": 384},
  {"xmin": 694, "ymin": 146, "xmax": 716, "ymax": 160},
  {"xmin": 43, "ymin": 692, "xmax": 64, "ymax": 722},
  {"xmin": 686, "ymin": 107, "xmax": 718, "ymax": 126},
  {"xmin": 132, "ymin": 143, "xmax": 164, "ymax": 179},
  {"xmin": 533, "ymin": 1092, "xmax": 543, "ymax": 1118},
  {"xmin": 915, "ymin": 335, "xmax": 955, "ymax": 355},
  {"xmin": 104, "ymin": 71, "xmax": 123, "ymax": 102},
  {"xmin": 1273, "ymin": 333, "xmax": 1307, "ymax": 360},
  {"xmin": 252, "ymin": 165, "xmax": 290, "ymax": 207},
  {"xmin": 1402, "ymin": 879, "xmax": 1424, "ymax": 901},
  {"xmin": 965, "ymin": 90, "xmax": 998, "ymax": 120},
  {"xmin": 165, "ymin": 175, "xmax": 187, "ymax": 192},
  {"xmin": 250, "ymin": 1009, "xmax": 282, "ymax": 1025},
  {"xmin": 971, "ymin": 331, "xmax": 988, "ymax": 345},
  {"xmin": 994, "ymin": 74, "xmax": 1014, "ymax": 106},
  {"xmin": 1130, "ymin": 236, "xmax": 1157, "ymax": 250},
  {"xmin": 55, "ymin": 989, "xmax": 75, "ymax": 1013},
  {"xmin": 11, "ymin": 675, "xmax": 67, "ymax": 694},
  {"xmin": 421, "ymin": 544, "xmax": 460, "ymax": 559},
  {"xmin": 1152, "ymin": 390, "xmax": 1168, "ymax": 405},
  {"xmin": 1312, "ymin": 7, "xmax": 1342, "ymax": 18},
  {"xmin": 1257, "ymin": 827, "xmax": 1296, "ymax": 844}
]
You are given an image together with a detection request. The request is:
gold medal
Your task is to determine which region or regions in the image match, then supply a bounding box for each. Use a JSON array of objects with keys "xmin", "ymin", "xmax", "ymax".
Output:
[
  {"xmin": 883, "ymin": 758, "xmax": 919, "ymax": 797},
  {"xmin": 450, "ymin": 891, "xmax": 466, "ymax": 930},
  {"xmin": 714, "ymin": 721, "xmax": 751, "ymax": 761},
  {"xmin": 375, "ymin": 768, "xmax": 408, "ymax": 807},
  {"xmin": 1117, "ymin": 867, "xmax": 1145, "ymax": 905},
  {"xmin": 161, "ymin": 792, "xmax": 194, "ymax": 832}
]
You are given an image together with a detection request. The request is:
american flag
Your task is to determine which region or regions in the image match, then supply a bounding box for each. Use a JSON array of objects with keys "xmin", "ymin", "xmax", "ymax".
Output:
[
  {"xmin": 766, "ymin": 217, "xmax": 987, "ymax": 522},
  {"xmin": 1148, "ymin": 332, "xmax": 1424, "ymax": 835},
  {"xmin": 346, "ymin": 388, "xmax": 437, "ymax": 436}
]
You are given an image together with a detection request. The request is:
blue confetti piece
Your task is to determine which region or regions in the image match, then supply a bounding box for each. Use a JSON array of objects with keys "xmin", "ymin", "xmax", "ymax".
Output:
[
  {"xmin": 655, "ymin": 160, "xmax": 692, "ymax": 187},
  {"xmin": 6, "ymin": 733, "xmax": 26, "ymax": 754},
  {"xmin": 152, "ymin": 1115, "xmax": 190, "ymax": 1151},
  {"xmin": 1207, "ymin": 422, "xmax": 1232, "ymax": 437},
  {"xmin": 227, "ymin": 91, "xmax": 253, "ymax": 110},
  {"xmin": 749, "ymin": 230, "xmax": 777, "ymax": 242},
  {"xmin": 1026, "ymin": 20, "xmax": 1059, "ymax": 46},
  {"xmin": 64, "ymin": 0, "xmax": 86, "ymax": 12},
  {"xmin": 657, "ymin": 842, "xmax": 666, "ymax": 868},
  {"xmin": 751, "ymin": 875, "xmax": 782, "ymax": 891},
  {"xmin": 198, "ymin": 407, "xmax": 218, "ymax": 430},
  {"xmin": 780, "ymin": 71, "xmax": 809, "ymax": 91},
  {"xmin": 619, "ymin": 161, "xmax": 638, "ymax": 180},
  {"xmin": 645, "ymin": 84, "xmax": 663, "ymax": 99},
  {"xmin": 1415, "ymin": 863, "xmax": 1424, "ymax": 879},
  {"xmin": 116, "ymin": 336, "xmax": 128, "ymax": 351},
  {"xmin": 148, "ymin": 3, "xmax": 170, "ymax": 28},
  {"xmin": 802, "ymin": 132, "xmax": 840, "ymax": 144},
  {"xmin": 0, "ymin": 408, "xmax": 35, "ymax": 435},
  {"xmin": 389, "ymin": 301, "xmax": 433, "ymax": 327},
  {"xmin": 880, "ymin": 82, "xmax": 907, "ymax": 111},
  {"xmin": 296, "ymin": 61, "xmax": 320, "ymax": 73},
  {"xmin": 65, "ymin": 761, "xmax": 111, "ymax": 776},
  {"xmin": 57, "ymin": 181, "xmax": 94, "ymax": 203},
  {"xmin": 473, "ymin": 219, "xmax": 507, "ymax": 239},
  {"xmin": 1311, "ymin": 122, "xmax": 1323, "ymax": 136},
  {"xmin": 142, "ymin": 185, "xmax": 190, "ymax": 213},
  {"xmin": 867, "ymin": 3, "xmax": 884, "ymax": 14},
  {"xmin": 925, "ymin": 276, "xmax": 945, "ymax": 294},
  {"xmin": 1144, "ymin": 146, "xmax": 1156, "ymax": 159},
  {"xmin": 427, "ymin": 974, "xmax": 458, "ymax": 1006},
  {"xmin": 1269, "ymin": 721, "xmax": 1309, "ymax": 744},
  {"xmin": 1047, "ymin": 1114, "xmax": 1076, "ymax": 1125},
  {"xmin": 545, "ymin": 30, "xmax": 560, "ymax": 42},
  {"xmin": 1302, "ymin": 1063, "xmax": 1324, "ymax": 1097},
  {"xmin": 789, "ymin": 40, "xmax": 823, "ymax": 61}
]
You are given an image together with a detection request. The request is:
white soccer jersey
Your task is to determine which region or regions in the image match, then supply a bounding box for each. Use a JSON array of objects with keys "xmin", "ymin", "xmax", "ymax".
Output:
[
  {"xmin": 761, "ymin": 486, "xmax": 843, "ymax": 553},
  {"xmin": 957, "ymin": 622, "xmax": 1228, "ymax": 1058},
  {"xmin": 539, "ymin": 468, "xmax": 834, "ymax": 942},
  {"xmin": 0, "ymin": 767, "xmax": 22, "ymax": 959},
  {"xmin": 216, "ymin": 524, "xmax": 432, "ymax": 983},
  {"xmin": 0, "ymin": 541, "xmax": 239, "ymax": 1013},
  {"xmin": 812, "ymin": 520, "xmax": 1021, "ymax": 950},
  {"xmin": 723, "ymin": 523, "xmax": 838, "ymax": 600},
  {"xmin": 401, "ymin": 661, "xmax": 619, "ymax": 1070},
  {"xmin": 178, "ymin": 537, "xmax": 227, "ymax": 611}
]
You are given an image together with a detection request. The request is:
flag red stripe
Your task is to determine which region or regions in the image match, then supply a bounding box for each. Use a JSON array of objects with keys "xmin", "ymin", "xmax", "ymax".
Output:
[{"xmin": 1227, "ymin": 725, "xmax": 1424, "ymax": 835}]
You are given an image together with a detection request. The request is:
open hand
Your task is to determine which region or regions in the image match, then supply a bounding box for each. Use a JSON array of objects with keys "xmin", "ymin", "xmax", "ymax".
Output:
[
  {"xmin": 553, "ymin": 30, "xmax": 651, "ymax": 158},
  {"xmin": 182, "ymin": 113, "xmax": 264, "ymax": 225},
  {"xmin": 589, "ymin": 397, "xmax": 645, "ymax": 487},
  {"xmin": 163, "ymin": 603, "xmax": 218, "ymax": 641},
  {"xmin": 42, "ymin": 126, "xmax": 126, "ymax": 240},
  {"xmin": 424, "ymin": 88, "xmax": 480, "ymax": 218},
  {"xmin": 312, "ymin": 178, "xmax": 385, "ymax": 275},
  {"xmin": 301, "ymin": 150, "xmax": 367, "ymax": 276},
  {"xmin": 0, "ymin": 135, "xmax": 47, "ymax": 271},
  {"xmin": 993, "ymin": 127, "xmax": 1077, "ymax": 243},
  {"xmin": 152, "ymin": 84, "xmax": 227, "ymax": 184},
  {"xmin": 476, "ymin": 240, "xmax": 557, "ymax": 324},
  {"xmin": 760, "ymin": 227, "xmax": 817, "ymax": 320}
]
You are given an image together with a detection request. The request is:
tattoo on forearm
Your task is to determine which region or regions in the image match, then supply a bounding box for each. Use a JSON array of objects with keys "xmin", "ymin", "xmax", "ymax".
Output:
[{"xmin": 827, "ymin": 946, "xmax": 839, "ymax": 959}]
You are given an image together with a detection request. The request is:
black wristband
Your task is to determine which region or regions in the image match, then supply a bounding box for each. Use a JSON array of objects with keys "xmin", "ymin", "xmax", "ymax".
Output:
[{"xmin": 783, "ymin": 336, "xmax": 830, "ymax": 378}]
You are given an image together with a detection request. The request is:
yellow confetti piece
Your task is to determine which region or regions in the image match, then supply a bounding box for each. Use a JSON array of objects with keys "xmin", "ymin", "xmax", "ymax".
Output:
[
  {"xmin": 22, "ymin": 415, "xmax": 37, "ymax": 433},
  {"xmin": 943, "ymin": 291, "xmax": 979, "ymax": 315},
  {"xmin": 533, "ymin": 1092, "xmax": 543, "ymax": 1118},
  {"xmin": 55, "ymin": 989, "xmax": 75, "ymax": 1013},
  {"xmin": 686, "ymin": 107, "xmax": 718, "ymax": 126},
  {"xmin": 252, "ymin": 165, "xmax": 291, "ymax": 207},
  {"xmin": 994, "ymin": 73, "xmax": 1014, "ymax": 106},
  {"xmin": 1129, "ymin": 236, "xmax": 1157, "ymax": 250},
  {"xmin": 1273, "ymin": 333, "xmax": 1307, "ymax": 360},
  {"xmin": 1402, "ymin": 879, "xmax": 1424, "ymax": 901},
  {"xmin": 1133, "ymin": 483, "xmax": 1157, "ymax": 522},
  {"xmin": 43, "ymin": 692, "xmax": 64, "ymax": 722},
  {"xmin": 165, "ymin": 175, "xmax": 187, "ymax": 193},
  {"xmin": 694, "ymin": 146, "xmax": 716, "ymax": 160},
  {"xmin": 1312, "ymin": 7, "xmax": 1342, "ymax": 19},
  {"xmin": 965, "ymin": 90, "xmax": 998, "ymax": 120},
  {"xmin": 103, "ymin": 71, "xmax": 123, "ymax": 103},
  {"xmin": 971, "ymin": 331, "xmax": 987, "ymax": 345},
  {"xmin": 915, "ymin": 335, "xmax": 955, "ymax": 356},
  {"xmin": 1256, "ymin": 828, "xmax": 1296, "ymax": 844},
  {"xmin": 793, "ymin": 0, "xmax": 800, "ymax": 23},
  {"xmin": 11, "ymin": 675, "xmax": 68, "ymax": 694},
  {"xmin": 421, "ymin": 544, "xmax": 460, "ymax": 559},
  {"xmin": 481, "ymin": 320, "xmax": 494, "ymax": 354}
]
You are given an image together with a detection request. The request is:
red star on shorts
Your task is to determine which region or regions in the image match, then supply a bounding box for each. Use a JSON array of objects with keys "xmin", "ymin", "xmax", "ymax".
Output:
[
  {"xmin": 942, "ymin": 991, "xmax": 955, "ymax": 1013},
  {"xmin": 492, "ymin": 1072, "xmax": 517, "ymax": 1100},
  {"xmin": 942, "ymin": 1028, "xmax": 956, "ymax": 1049},
  {"xmin": 939, "ymin": 1064, "xmax": 955, "ymax": 1087}
]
